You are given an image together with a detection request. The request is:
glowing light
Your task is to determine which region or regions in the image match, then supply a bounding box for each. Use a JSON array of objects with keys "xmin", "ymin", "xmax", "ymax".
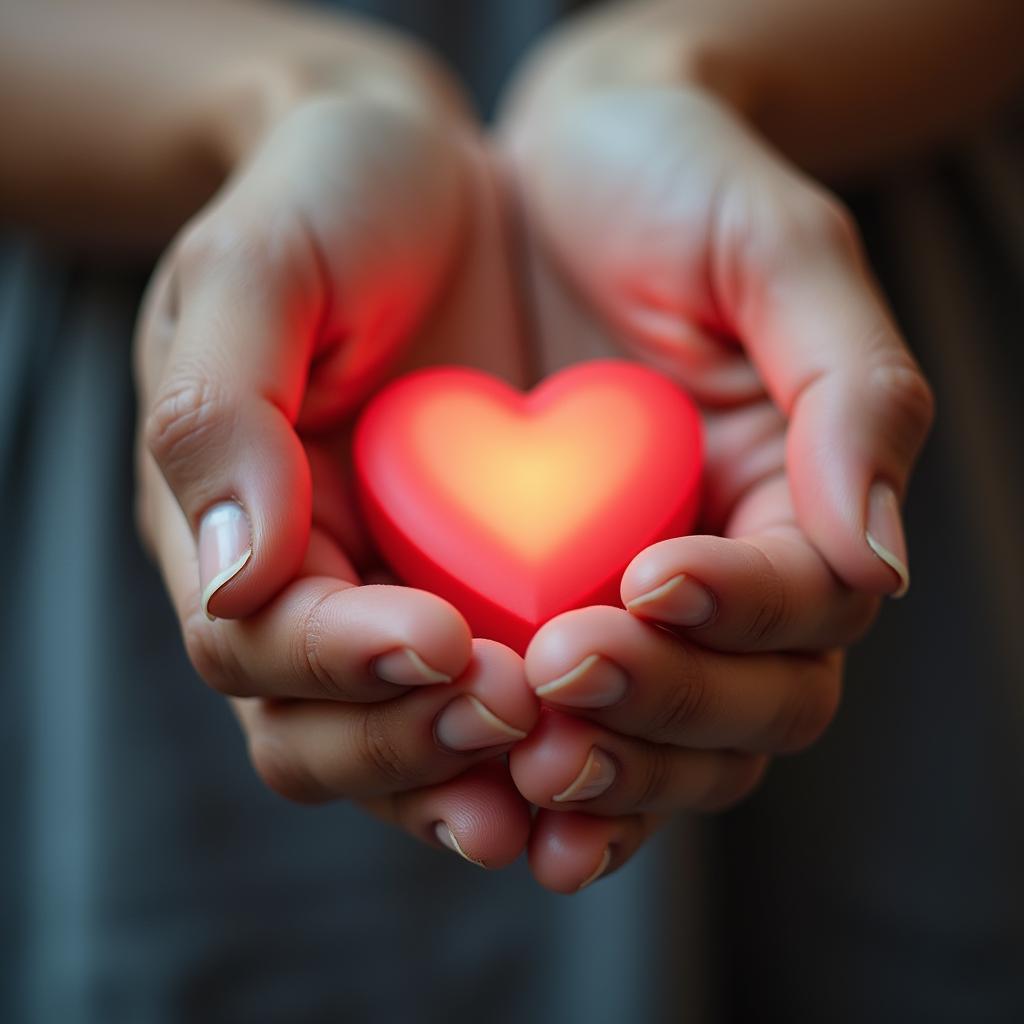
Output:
[{"xmin": 354, "ymin": 359, "xmax": 703, "ymax": 653}]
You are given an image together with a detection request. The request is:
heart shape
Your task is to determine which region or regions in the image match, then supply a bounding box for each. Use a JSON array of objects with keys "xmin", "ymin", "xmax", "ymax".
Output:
[{"xmin": 354, "ymin": 359, "xmax": 703, "ymax": 653}]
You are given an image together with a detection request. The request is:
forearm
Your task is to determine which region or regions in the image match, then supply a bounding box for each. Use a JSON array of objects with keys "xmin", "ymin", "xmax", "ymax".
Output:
[
  {"xmin": 502, "ymin": 0, "xmax": 1024, "ymax": 179},
  {"xmin": 0, "ymin": 0, "xmax": 468, "ymax": 252}
]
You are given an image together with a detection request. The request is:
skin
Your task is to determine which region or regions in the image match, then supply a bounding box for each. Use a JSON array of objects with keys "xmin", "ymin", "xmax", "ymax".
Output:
[
  {"xmin": 6, "ymin": 0, "xmax": 540, "ymax": 868},
  {"xmin": 0, "ymin": 0, "xmax": 470, "ymax": 250},
  {"xmin": 486, "ymin": 0, "xmax": 1017, "ymax": 888},
  {"xmin": 3, "ymin": 0, "xmax": 1017, "ymax": 890},
  {"xmin": 497, "ymin": 0, "xmax": 1024, "ymax": 183},
  {"xmin": 133, "ymin": 91, "xmax": 542, "ymax": 868},
  {"xmin": 499, "ymin": 82, "xmax": 928, "ymax": 888}
]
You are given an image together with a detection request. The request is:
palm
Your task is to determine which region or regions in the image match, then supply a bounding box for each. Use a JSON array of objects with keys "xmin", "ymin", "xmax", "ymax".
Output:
[{"xmin": 514, "ymin": 88, "xmax": 863, "ymax": 620}]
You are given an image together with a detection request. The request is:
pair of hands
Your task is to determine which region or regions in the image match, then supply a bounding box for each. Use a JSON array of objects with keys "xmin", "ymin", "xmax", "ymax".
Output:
[{"xmin": 133, "ymin": 52, "xmax": 932, "ymax": 893}]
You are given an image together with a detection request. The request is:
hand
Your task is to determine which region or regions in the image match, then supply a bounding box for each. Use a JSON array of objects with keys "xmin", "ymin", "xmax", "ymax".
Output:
[
  {"xmin": 501, "ymin": 84, "xmax": 933, "ymax": 891},
  {"xmin": 135, "ymin": 87, "xmax": 537, "ymax": 868}
]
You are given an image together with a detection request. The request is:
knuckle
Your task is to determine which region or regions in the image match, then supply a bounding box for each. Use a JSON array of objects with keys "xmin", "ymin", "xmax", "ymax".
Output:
[
  {"xmin": 743, "ymin": 183, "xmax": 861, "ymax": 280},
  {"xmin": 357, "ymin": 706, "xmax": 425, "ymax": 790},
  {"xmin": 649, "ymin": 659, "xmax": 715, "ymax": 742},
  {"xmin": 248, "ymin": 732, "xmax": 327, "ymax": 805},
  {"xmin": 741, "ymin": 549, "xmax": 790, "ymax": 648},
  {"xmin": 174, "ymin": 216, "xmax": 242, "ymax": 275},
  {"xmin": 871, "ymin": 361, "xmax": 937, "ymax": 449},
  {"xmin": 635, "ymin": 745, "xmax": 671, "ymax": 811},
  {"xmin": 298, "ymin": 592, "xmax": 348, "ymax": 701},
  {"xmin": 800, "ymin": 188, "xmax": 860, "ymax": 254},
  {"xmin": 144, "ymin": 375, "xmax": 235, "ymax": 476},
  {"xmin": 760, "ymin": 186, "xmax": 860, "ymax": 267}
]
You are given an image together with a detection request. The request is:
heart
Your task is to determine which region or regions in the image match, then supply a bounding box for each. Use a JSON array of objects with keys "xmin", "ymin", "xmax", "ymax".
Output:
[{"xmin": 354, "ymin": 359, "xmax": 703, "ymax": 653}]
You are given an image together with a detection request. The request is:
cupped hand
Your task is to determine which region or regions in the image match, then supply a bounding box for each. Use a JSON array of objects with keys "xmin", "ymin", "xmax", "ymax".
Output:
[
  {"xmin": 501, "ymin": 84, "xmax": 933, "ymax": 891},
  {"xmin": 134, "ymin": 88, "xmax": 537, "ymax": 868}
]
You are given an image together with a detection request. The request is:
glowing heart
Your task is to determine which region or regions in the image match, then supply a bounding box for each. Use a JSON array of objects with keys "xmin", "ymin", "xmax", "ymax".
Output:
[{"xmin": 354, "ymin": 359, "xmax": 703, "ymax": 653}]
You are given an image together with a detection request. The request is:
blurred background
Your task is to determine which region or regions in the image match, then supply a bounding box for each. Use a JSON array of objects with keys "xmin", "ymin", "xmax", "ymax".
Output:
[{"xmin": 1, "ymin": 1, "xmax": 1022, "ymax": 1021}]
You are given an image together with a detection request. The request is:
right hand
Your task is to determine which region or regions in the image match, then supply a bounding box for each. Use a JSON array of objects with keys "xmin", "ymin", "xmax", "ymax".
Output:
[
  {"xmin": 499, "ymin": 69, "xmax": 934, "ymax": 890},
  {"xmin": 134, "ymin": 87, "xmax": 537, "ymax": 869}
]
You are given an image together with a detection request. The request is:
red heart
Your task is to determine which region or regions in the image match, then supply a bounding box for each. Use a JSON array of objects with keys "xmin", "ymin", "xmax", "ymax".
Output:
[{"xmin": 354, "ymin": 359, "xmax": 703, "ymax": 653}]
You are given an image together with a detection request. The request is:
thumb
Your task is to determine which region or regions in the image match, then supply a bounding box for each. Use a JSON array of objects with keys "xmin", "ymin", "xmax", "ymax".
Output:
[
  {"xmin": 729, "ymin": 190, "xmax": 935, "ymax": 596},
  {"xmin": 139, "ymin": 213, "xmax": 321, "ymax": 619}
]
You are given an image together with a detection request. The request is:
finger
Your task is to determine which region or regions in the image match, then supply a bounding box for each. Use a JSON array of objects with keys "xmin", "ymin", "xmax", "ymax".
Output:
[
  {"xmin": 623, "ymin": 413, "xmax": 878, "ymax": 652},
  {"xmin": 138, "ymin": 208, "xmax": 322, "ymax": 620},
  {"xmin": 729, "ymin": 181, "xmax": 934, "ymax": 597},
  {"xmin": 203, "ymin": 580, "xmax": 478, "ymax": 703},
  {"xmin": 298, "ymin": 524, "xmax": 360, "ymax": 584},
  {"xmin": 510, "ymin": 710, "xmax": 767, "ymax": 816},
  {"xmin": 142, "ymin": 438, "xmax": 474, "ymax": 704},
  {"xmin": 235, "ymin": 639, "xmax": 537, "ymax": 800},
  {"xmin": 527, "ymin": 809, "xmax": 659, "ymax": 895},
  {"xmin": 305, "ymin": 440, "xmax": 377, "ymax": 575},
  {"xmin": 362, "ymin": 759, "xmax": 533, "ymax": 870},
  {"xmin": 511, "ymin": 88, "xmax": 934, "ymax": 594},
  {"xmin": 621, "ymin": 513, "xmax": 878, "ymax": 653},
  {"xmin": 526, "ymin": 606, "xmax": 841, "ymax": 752}
]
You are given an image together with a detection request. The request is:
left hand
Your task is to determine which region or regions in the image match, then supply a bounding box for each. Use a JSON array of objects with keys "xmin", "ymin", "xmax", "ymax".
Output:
[
  {"xmin": 134, "ymin": 86, "xmax": 537, "ymax": 869},
  {"xmin": 499, "ymin": 80, "xmax": 933, "ymax": 892}
]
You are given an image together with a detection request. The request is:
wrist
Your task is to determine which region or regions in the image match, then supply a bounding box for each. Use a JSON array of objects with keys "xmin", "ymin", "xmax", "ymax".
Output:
[
  {"xmin": 499, "ymin": 6, "xmax": 759, "ymax": 134},
  {"xmin": 197, "ymin": 22, "xmax": 474, "ymax": 175}
]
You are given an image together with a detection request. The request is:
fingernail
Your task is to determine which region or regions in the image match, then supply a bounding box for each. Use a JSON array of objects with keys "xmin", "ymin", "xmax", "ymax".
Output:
[
  {"xmin": 434, "ymin": 821, "xmax": 485, "ymax": 867},
  {"xmin": 373, "ymin": 648, "xmax": 452, "ymax": 687},
  {"xmin": 435, "ymin": 695, "xmax": 527, "ymax": 751},
  {"xmin": 199, "ymin": 501, "xmax": 251, "ymax": 621},
  {"xmin": 577, "ymin": 847, "xmax": 612, "ymax": 892},
  {"xmin": 866, "ymin": 481, "xmax": 909, "ymax": 598},
  {"xmin": 553, "ymin": 747, "xmax": 616, "ymax": 803},
  {"xmin": 534, "ymin": 654, "xmax": 628, "ymax": 708},
  {"xmin": 626, "ymin": 573, "xmax": 715, "ymax": 626}
]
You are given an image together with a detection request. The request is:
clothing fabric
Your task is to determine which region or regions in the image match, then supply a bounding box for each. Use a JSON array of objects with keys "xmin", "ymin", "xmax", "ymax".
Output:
[{"xmin": 2, "ymin": 3, "xmax": 1022, "ymax": 1021}]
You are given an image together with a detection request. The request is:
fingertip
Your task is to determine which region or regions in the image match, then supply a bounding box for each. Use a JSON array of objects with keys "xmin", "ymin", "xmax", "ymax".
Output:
[
  {"xmin": 434, "ymin": 821, "xmax": 487, "ymax": 867},
  {"xmin": 461, "ymin": 638, "xmax": 540, "ymax": 736},
  {"xmin": 624, "ymin": 572, "xmax": 717, "ymax": 630},
  {"xmin": 621, "ymin": 530, "xmax": 880, "ymax": 651},
  {"xmin": 354, "ymin": 585, "xmax": 474, "ymax": 682},
  {"xmin": 865, "ymin": 480, "xmax": 910, "ymax": 597},
  {"xmin": 201, "ymin": 411, "xmax": 312, "ymax": 619},
  {"xmin": 621, "ymin": 535, "xmax": 719, "ymax": 601},
  {"xmin": 469, "ymin": 637, "xmax": 526, "ymax": 676},
  {"xmin": 372, "ymin": 647, "xmax": 454, "ymax": 688},
  {"xmin": 426, "ymin": 761, "xmax": 532, "ymax": 870},
  {"xmin": 787, "ymin": 376, "xmax": 921, "ymax": 599},
  {"xmin": 621, "ymin": 535, "xmax": 737, "ymax": 622},
  {"xmin": 508, "ymin": 710, "xmax": 596, "ymax": 808},
  {"xmin": 528, "ymin": 810, "xmax": 635, "ymax": 894},
  {"xmin": 200, "ymin": 505, "xmax": 252, "ymax": 620},
  {"xmin": 524, "ymin": 605, "xmax": 631, "ymax": 690}
]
